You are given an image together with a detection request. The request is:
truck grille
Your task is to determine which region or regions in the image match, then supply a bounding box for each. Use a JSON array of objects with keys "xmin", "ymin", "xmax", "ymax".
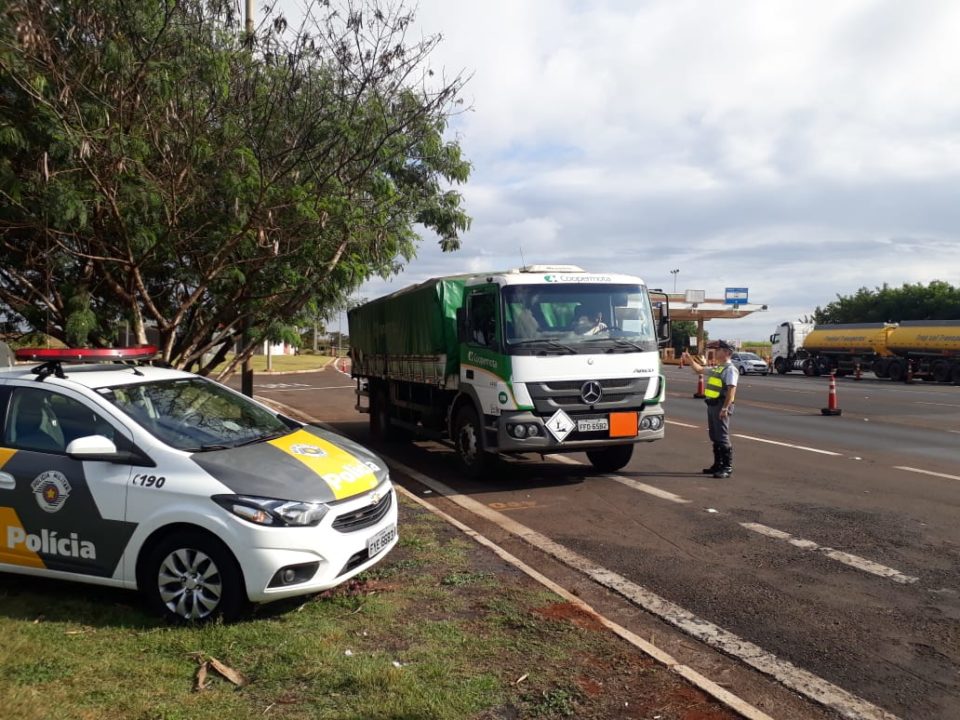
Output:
[
  {"xmin": 332, "ymin": 491, "xmax": 393, "ymax": 533},
  {"xmin": 527, "ymin": 377, "xmax": 649, "ymax": 414}
]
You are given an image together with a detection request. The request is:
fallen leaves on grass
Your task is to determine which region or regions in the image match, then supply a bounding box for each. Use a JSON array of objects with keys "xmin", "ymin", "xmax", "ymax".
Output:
[{"xmin": 188, "ymin": 652, "xmax": 250, "ymax": 691}]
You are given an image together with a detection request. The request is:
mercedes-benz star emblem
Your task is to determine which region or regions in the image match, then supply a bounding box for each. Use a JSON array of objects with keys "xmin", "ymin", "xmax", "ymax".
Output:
[{"xmin": 580, "ymin": 381, "xmax": 603, "ymax": 405}]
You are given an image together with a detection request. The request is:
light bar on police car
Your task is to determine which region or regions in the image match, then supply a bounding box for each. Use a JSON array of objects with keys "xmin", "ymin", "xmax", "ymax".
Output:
[{"xmin": 14, "ymin": 345, "xmax": 158, "ymax": 362}]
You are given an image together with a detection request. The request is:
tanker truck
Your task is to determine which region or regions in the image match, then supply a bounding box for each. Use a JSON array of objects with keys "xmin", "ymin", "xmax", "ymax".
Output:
[
  {"xmin": 348, "ymin": 265, "xmax": 671, "ymax": 476},
  {"xmin": 875, "ymin": 320, "xmax": 960, "ymax": 383},
  {"xmin": 770, "ymin": 320, "xmax": 960, "ymax": 383}
]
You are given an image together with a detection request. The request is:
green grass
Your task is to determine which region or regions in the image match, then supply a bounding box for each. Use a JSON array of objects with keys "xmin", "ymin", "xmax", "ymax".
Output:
[
  {"xmin": 0, "ymin": 496, "xmax": 702, "ymax": 720},
  {"xmin": 211, "ymin": 353, "xmax": 336, "ymax": 374}
]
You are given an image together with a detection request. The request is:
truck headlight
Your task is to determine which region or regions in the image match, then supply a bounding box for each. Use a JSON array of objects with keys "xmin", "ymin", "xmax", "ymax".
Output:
[{"xmin": 212, "ymin": 495, "xmax": 329, "ymax": 527}]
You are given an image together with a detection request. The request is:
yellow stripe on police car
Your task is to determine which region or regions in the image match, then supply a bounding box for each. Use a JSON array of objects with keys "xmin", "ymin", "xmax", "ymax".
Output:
[{"xmin": 269, "ymin": 429, "xmax": 379, "ymax": 500}]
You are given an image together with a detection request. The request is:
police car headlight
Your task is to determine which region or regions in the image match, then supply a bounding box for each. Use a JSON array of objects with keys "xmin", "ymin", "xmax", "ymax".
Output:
[{"xmin": 212, "ymin": 495, "xmax": 329, "ymax": 527}]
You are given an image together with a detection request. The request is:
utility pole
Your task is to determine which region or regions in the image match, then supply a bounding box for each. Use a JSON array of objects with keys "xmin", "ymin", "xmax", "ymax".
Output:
[{"xmin": 245, "ymin": 0, "xmax": 254, "ymax": 38}]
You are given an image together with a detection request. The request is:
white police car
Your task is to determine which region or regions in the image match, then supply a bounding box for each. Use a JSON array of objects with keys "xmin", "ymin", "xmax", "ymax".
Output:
[{"xmin": 0, "ymin": 346, "xmax": 397, "ymax": 622}]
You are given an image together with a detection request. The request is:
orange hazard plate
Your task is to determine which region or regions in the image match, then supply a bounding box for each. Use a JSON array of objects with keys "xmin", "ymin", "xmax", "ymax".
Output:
[{"xmin": 609, "ymin": 411, "xmax": 638, "ymax": 438}]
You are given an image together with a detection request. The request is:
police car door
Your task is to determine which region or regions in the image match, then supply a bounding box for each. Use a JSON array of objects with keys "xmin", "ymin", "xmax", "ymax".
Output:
[{"xmin": 0, "ymin": 385, "xmax": 136, "ymax": 580}]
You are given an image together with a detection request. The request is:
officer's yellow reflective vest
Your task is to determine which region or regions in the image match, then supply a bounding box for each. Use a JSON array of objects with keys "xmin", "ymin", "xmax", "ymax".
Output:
[{"xmin": 704, "ymin": 365, "xmax": 727, "ymax": 400}]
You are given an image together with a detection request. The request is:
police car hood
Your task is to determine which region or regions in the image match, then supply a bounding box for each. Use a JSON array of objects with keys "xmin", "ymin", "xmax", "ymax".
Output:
[{"xmin": 190, "ymin": 426, "xmax": 388, "ymax": 503}]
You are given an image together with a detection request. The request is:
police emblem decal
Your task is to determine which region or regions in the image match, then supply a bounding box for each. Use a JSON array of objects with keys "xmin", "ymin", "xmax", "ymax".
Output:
[
  {"xmin": 31, "ymin": 471, "xmax": 72, "ymax": 513},
  {"xmin": 290, "ymin": 443, "xmax": 327, "ymax": 457}
]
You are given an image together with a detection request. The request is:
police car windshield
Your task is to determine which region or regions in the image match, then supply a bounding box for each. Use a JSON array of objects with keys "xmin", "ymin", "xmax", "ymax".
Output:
[{"xmin": 99, "ymin": 377, "xmax": 290, "ymax": 451}]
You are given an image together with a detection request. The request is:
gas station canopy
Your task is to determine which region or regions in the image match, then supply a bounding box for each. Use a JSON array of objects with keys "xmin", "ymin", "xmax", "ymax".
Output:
[
  {"xmin": 664, "ymin": 294, "xmax": 768, "ymax": 322},
  {"xmin": 658, "ymin": 292, "xmax": 768, "ymax": 355}
]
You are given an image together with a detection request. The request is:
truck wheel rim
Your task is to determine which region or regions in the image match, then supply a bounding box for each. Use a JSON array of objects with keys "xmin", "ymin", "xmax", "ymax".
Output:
[
  {"xmin": 158, "ymin": 548, "xmax": 223, "ymax": 620},
  {"xmin": 458, "ymin": 424, "xmax": 478, "ymax": 463}
]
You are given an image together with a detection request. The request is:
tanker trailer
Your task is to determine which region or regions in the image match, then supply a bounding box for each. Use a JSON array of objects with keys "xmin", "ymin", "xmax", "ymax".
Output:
[
  {"xmin": 878, "ymin": 320, "xmax": 960, "ymax": 383},
  {"xmin": 771, "ymin": 322, "xmax": 893, "ymax": 376}
]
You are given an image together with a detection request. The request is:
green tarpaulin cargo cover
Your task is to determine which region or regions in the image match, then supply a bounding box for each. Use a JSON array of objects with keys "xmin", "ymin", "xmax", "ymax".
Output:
[{"xmin": 348, "ymin": 277, "xmax": 467, "ymax": 377}]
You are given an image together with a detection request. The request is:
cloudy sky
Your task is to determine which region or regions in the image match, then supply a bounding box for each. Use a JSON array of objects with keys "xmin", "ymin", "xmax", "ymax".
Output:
[{"xmin": 283, "ymin": 0, "xmax": 960, "ymax": 341}]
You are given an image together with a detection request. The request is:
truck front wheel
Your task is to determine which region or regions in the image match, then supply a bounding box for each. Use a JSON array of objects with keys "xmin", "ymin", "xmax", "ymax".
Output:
[
  {"xmin": 453, "ymin": 405, "xmax": 489, "ymax": 478},
  {"xmin": 586, "ymin": 444, "xmax": 634, "ymax": 473}
]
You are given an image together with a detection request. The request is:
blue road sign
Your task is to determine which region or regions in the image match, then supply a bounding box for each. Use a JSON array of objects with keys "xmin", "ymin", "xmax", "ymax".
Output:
[{"xmin": 725, "ymin": 287, "xmax": 749, "ymax": 305}]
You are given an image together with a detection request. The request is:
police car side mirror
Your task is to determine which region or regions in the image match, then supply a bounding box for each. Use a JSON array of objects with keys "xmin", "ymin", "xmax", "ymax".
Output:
[{"xmin": 66, "ymin": 435, "xmax": 155, "ymax": 466}]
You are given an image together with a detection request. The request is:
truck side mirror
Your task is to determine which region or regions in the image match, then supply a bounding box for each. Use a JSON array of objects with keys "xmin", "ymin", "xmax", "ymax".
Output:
[
  {"xmin": 456, "ymin": 307, "xmax": 467, "ymax": 343},
  {"xmin": 658, "ymin": 315, "xmax": 672, "ymax": 347}
]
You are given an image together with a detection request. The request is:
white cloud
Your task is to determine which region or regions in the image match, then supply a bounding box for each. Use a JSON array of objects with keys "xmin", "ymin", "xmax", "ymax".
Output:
[{"xmin": 277, "ymin": 0, "xmax": 960, "ymax": 340}]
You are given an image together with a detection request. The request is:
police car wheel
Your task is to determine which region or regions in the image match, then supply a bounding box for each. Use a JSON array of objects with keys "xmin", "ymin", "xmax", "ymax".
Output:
[{"xmin": 143, "ymin": 531, "xmax": 246, "ymax": 623}]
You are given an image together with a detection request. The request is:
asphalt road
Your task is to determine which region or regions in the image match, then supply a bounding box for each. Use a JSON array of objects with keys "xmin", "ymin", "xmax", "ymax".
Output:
[{"xmin": 244, "ymin": 365, "xmax": 960, "ymax": 720}]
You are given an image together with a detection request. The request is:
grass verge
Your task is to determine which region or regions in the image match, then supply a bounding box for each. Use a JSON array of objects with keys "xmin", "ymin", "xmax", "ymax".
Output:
[{"xmin": 0, "ymin": 497, "xmax": 735, "ymax": 720}]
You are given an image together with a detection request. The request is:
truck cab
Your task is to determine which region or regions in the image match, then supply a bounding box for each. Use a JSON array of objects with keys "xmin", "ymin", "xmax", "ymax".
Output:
[
  {"xmin": 770, "ymin": 321, "xmax": 813, "ymax": 374},
  {"xmin": 350, "ymin": 265, "xmax": 670, "ymax": 476}
]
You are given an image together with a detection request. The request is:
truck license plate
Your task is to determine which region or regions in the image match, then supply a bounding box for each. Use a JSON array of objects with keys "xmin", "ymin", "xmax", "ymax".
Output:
[
  {"xmin": 367, "ymin": 524, "xmax": 397, "ymax": 557},
  {"xmin": 577, "ymin": 417, "xmax": 609, "ymax": 432}
]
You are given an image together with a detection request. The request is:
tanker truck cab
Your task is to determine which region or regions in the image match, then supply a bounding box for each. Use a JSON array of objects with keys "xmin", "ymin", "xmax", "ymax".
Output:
[{"xmin": 451, "ymin": 266, "xmax": 670, "ymax": 474}]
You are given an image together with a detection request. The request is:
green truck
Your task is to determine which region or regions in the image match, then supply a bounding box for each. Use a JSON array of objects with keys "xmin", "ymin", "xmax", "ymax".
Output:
[{"xmin": 348, "ymin": 265, "xmax": 670, "ymax": 475}]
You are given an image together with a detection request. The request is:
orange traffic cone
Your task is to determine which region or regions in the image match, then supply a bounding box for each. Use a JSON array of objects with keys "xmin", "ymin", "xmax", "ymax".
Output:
[
  {"xmin": 854, "ymin": 363, "xmax": 861, "ymax": 381},
  {"xmin": 905, "ymin": 361, "xmax": 914, "ymax": 384},
  {"xmin": 694, "ymin": 372, "xmax": 706, "ymax": 399},
  {"xmin": 821, "ymin": 373, "xmax": 842, "ymax": 416}
]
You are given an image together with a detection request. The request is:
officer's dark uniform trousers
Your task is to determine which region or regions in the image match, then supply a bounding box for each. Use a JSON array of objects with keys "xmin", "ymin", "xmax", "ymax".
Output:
[{"xmin": 703, "ymin": 364, "xmax": 734, "ymax": 477}]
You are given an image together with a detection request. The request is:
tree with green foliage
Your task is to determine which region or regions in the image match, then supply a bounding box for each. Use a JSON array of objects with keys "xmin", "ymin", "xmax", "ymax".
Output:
[
  {"xmin": 814, "ymin": 281, "xmax": 960, "ymax": 324},
  {"xmin": 670, "ymin": 320, "xmax": 705, "ymax": 355},
  {"xmin": 0, "ymin": 0, "xmax": 470, "ymax": 376}
]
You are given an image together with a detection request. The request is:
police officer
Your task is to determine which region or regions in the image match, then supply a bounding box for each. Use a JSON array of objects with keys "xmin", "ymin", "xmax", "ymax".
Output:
[{"xmin": 681, "ymin": 340, "xmax": 739, "ymax": 478}]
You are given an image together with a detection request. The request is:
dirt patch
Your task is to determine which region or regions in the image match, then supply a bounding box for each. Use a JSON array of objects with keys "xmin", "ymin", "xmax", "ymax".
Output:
[{"xmin": 533, "ymin": 601, "xmax": 606, "ymax": 631}]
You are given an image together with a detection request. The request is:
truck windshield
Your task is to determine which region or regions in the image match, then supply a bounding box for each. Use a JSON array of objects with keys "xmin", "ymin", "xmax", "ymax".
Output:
[{"xmin": 502, "ymin": 284, "xmax": 657, "ymax": 354}]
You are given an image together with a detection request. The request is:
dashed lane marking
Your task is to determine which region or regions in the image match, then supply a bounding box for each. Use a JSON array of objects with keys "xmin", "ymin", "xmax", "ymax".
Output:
[
  {"xmin": 666, "ymin": 419, "xmax": 699, "ymax": 428},
  {"xmin": 550, "ymin": 454, "xmax": 690, "ymax": 503},
  {"xmin": 551, "ymin": 456, "xmax": 689, "ymax": 503},
  {"xmin": 894, "ymin": 466, "xmax": 960, "ymax": 482},
  {"xmin": 733, "ymin": 434, "xmax": 843, "ymax": 456},
  {"xmin": 741, "ymin": 523, "xmax": 919, "ymax": 585},
  {"xmin": 260, "ymin": 384, "xmax": 353, "ymax": 391}
]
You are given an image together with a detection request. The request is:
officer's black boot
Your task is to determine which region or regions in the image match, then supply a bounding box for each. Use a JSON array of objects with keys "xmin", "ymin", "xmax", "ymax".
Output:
[
  {"xmin": 702, "ymin": 443, "xmax": 721, "ymax": 474},
  {"xmin": 713, "ymin": 446, "xmax": 733, "ymax": 478}
]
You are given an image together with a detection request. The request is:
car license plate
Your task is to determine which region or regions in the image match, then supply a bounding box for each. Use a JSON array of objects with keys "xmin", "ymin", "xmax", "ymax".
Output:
[
  {"xmin": 577, "ymin": 417, "xmax": 609, "ymax": 432},
  {"xmin": 367, "ymin": 524, "xmax": 397, "ymax": 557}
]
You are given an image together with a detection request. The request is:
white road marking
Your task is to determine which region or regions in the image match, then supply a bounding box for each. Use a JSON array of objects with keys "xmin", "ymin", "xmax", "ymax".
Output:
[
  {"xmin": 549, "ymin": 455, "xmax": 690, "ymax": 503},
  {"xmin": 388, "ymin": 459, "xmax": 901, "ymax": 720},
  {"xmin": 912, "ymin": 401, "xmax": 960, "ymax": 408},
  {"xmin": 666, "ymin": 419, "xmax": 699, "ymax": 428},
  {"xmin": 258, "ymin": 384, "xmax": 355, "ymax": 392},
  {"xmin": 393, "ymin": 484, "xmax": 776, "ymax": 720},
  {"xmin": 894, "ymin": 466, "xmax": 960, "ymax": 482},
  {"xmin": 741, "ymin": 523, "xmax": 919, "ymax": 585},
  {"xmin": 733, "ymin": 434, "xmax": 842, "ymax": 456},
  {"xmin": 609, "ymin": 475, "xmax": 690, "ymax": 503},
  {"xmin": 255, "ymin": 398, "xmax": 901, "ymax": 720}
]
